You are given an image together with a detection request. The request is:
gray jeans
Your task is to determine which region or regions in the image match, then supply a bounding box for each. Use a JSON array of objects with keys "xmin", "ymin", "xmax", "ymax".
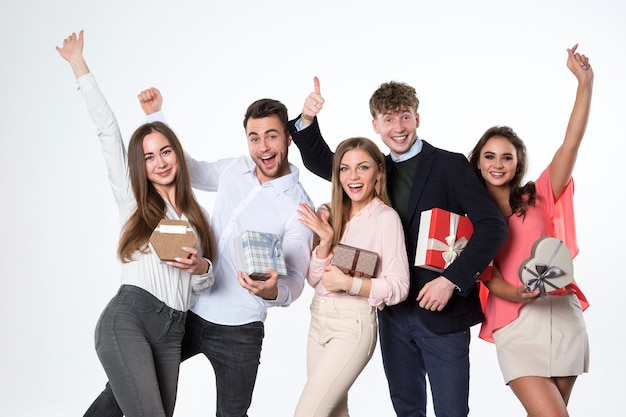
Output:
[{"xmin": 95, "ymin": 285, "xmax": 186, "ymax": 417}]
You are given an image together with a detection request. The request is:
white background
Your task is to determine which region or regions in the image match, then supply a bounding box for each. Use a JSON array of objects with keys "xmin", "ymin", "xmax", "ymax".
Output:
[{"xmin": 1, "ymin": 1, "xmax": 624, "ymax": 415}]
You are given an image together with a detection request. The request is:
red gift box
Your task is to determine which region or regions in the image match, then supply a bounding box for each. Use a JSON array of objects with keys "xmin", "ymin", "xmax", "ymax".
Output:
[{"xmin": 414, "ymin": 208, "xmax": 474, "ymax": 272}]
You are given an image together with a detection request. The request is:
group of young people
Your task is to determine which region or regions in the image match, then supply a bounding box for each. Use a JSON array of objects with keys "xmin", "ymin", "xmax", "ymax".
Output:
[{"xmin": 57, "ymin": 28, "xmax": 593, "ymax": 417}]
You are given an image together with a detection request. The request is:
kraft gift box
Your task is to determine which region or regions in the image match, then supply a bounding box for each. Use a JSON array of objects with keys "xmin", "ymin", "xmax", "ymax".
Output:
[
  {"xmin": 149, "ymin": 219, "xmax": 197, "ymax": 262},
  {"xmin": 235, "ymin": 231, "xmax": 288, "ymax": 281},
  {"xmin": 332, "ymin": 244, "xmax": 379, "ymax": 278}
]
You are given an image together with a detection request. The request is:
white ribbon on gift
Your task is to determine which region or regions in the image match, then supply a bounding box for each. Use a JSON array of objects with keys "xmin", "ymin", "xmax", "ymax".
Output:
[
  {"xmin": 156, "ymin": 224, "xmax": 190, "ymax": 234},
  {"xmin": 425, "ymin": 212, "xmax": 469, "ymax": 268}
]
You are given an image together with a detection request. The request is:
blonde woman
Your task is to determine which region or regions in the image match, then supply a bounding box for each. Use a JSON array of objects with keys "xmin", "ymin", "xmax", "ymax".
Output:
[{"xmin": 295, "ymin": 137, "xmax": 409, "ymax": 416}]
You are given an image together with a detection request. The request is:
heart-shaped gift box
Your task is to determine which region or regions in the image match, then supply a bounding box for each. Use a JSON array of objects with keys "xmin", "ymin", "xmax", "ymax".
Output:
[{"xmin": 518, "ymin": 237, "xmax": 573, "ymax": 298}]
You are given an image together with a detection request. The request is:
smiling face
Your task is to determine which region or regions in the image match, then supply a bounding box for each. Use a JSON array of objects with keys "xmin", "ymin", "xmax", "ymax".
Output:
[
  {"xmin": 142, "ymin": 131, "xmax": 179, "ymax": 193},
  {"xmin": 372, "ymin": 108, "xmax": 420, "ymax": 159},
  {"xmin": 339, "ymin": 147, "xmax": 382, "ymax": 213},
  {"xmin": 246, "ymin": 115, "xmax": 292, "ymax": 184},
  {"xmin": 477, "ymin": 135, "xmax": 519, "ymax": 189}
]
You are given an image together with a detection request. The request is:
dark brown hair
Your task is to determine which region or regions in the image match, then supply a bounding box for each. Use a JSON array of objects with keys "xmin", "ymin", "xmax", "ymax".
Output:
[
  {"xmin": 118, "ymin": 121, "xmax": 216, "ymax": 263},
  {"xmin": 243, "ymin": 98, "xmax": 289, "ymax": 133},
  {"xmin": 468, "ymin": 125, "xmax": 537, "ymax": 218}
]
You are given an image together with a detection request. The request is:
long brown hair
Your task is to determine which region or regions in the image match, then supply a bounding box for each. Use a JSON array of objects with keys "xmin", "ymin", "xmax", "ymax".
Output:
[
  {"xmin": 118, "ymin": 121, "xmax": 216, "ymax": 263},
  {"xmin": 326, "ymin": 137, "xmax": 390, "ymax": 249},
  {"xmin": 468, "ymin": 125, "xmax": 537, "ymax": 218}
]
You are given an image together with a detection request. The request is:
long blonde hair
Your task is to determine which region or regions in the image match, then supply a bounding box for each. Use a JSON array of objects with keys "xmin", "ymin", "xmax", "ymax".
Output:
[{"xmin": 325, "ymin": 137, "xmax": 390, "ymax": 249}]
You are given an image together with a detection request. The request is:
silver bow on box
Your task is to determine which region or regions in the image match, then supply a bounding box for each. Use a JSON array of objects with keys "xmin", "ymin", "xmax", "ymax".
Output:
[{"xmin": 518, "ymin": 237, "xmax": 574, "ymax": 298}]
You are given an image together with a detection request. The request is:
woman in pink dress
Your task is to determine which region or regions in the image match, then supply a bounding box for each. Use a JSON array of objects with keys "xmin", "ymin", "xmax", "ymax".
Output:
[{"xmin": 468, "ymin": 44, "xmax": 593, "ymax": 417}]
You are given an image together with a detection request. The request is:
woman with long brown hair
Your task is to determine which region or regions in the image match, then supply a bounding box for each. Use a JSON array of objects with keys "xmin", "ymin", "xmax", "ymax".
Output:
[
  {"xmin": 56, "ymin": 30, "xmax": 215, "ymax": 417},
  {"xmin": 470, "ymin": 44, "xmax": 592, "ymax": 417}
]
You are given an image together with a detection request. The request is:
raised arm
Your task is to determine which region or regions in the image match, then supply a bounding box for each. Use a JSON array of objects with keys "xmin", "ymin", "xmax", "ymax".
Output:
[
  {"xmin": 549, "ymin": 44, "xmax": 594, "ymax": 199},
  {"xmin": 138, "ymin": 87, "xmax": 163, "ymax": 116},
  {"xmin": 289, "ymin": 77, "xmax": 334, "ymax": 181},
  {"xmin": 56, "ymin": 30, "xmax": 133, "ymax": 219},
  {"xmin": 300, "ymin": 76, "xmax": 325, "ymax": 128},
  {"xmin": 55, "ymin": 30, "xmax": 90, "ymax": 78}
]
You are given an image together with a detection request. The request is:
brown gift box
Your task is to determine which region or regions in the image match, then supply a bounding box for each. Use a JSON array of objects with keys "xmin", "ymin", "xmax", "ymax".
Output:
[
  {"xmin": 332, "ymin": 244, "xmax": 379, "ymax": 278},
  {"xmin": 149, "ymin": 219, "xmax": 197, "ymax": 262}
]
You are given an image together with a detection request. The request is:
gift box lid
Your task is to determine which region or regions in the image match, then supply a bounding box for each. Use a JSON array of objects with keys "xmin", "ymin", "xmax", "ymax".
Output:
[
  {"xmin": 149, "ymin": 219, "xmax": 197, "ymax": 262},
  {"xmin": 519, "ymin": 237, "xmax": 574, "ymax": 297}
]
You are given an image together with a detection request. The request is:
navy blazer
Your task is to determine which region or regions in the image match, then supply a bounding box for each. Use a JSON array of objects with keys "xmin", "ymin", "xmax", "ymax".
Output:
[{"xmin": 290, "ymin": 117, "xmax": 508, "ymax": 333}]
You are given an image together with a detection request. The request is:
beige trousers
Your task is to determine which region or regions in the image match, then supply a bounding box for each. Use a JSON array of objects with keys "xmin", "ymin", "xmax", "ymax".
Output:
[{"xmin": 294, "ymin": 294, "xmax": 377, "ymax": 417}]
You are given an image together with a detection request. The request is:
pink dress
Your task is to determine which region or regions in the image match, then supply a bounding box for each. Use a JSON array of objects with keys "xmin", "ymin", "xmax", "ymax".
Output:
[
  {"xmin": 478, "ymin": 167, "xmax": 590, "ymax": 382},
  {"xmin": 479, "ymin": 166, "xmax": 589, "ymax": 342}
]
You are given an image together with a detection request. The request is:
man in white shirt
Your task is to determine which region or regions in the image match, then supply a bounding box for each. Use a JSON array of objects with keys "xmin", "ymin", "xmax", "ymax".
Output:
[{"xmin": 84, "ymin": 91, "xmax": 314, "ymax": 417}]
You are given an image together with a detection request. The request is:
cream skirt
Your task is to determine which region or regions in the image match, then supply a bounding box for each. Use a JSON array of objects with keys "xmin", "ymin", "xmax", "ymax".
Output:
[{"xmin": 493, "ymin": 294, "xmax": 589, "ymax": 384}]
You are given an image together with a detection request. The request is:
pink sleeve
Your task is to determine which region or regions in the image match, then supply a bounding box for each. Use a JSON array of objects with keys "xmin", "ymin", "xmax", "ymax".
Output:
[
  {"xmin": 369, "ymin": 210, "xmax": 410, "ymax": 308},
  {"xmin": 552, "ymin": 180, "xmax": 578, "ymax": 258},
  {"xmin": 535, "ymin": 168, "xmax": 587, "ymax": 310},
  {"xmin": 307, "ymin": 245, "xmax": 332, "ymax": 288},
  {"xmin": 535, "ymin": 167, "xmax": 579, "ymax": 258}
]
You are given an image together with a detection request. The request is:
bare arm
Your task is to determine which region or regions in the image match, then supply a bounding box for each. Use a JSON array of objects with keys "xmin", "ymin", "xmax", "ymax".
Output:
[
  {"xmin": 484, "ymin": 265, "xmax": 539, "ymax": 303},
  {"xmin": 55, "ymin": 30, "xmax": 90, "ymax": 78},
  {"xmin": 550, "ymin": 44, "xmax": 594, "ymax": 199}
]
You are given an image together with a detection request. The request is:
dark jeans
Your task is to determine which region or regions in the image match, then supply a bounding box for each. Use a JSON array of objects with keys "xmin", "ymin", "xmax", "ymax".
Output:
[
  {"xmin": 377, "ymin": 304, "xmax": 471, "ymax": 417},
  {"xmin": 84, "ymin": 310, "xmax": 265, "ymax": 417},
  {"xmin": 94, "ymin": 285, "xmax": 186, "ymax": 417}
]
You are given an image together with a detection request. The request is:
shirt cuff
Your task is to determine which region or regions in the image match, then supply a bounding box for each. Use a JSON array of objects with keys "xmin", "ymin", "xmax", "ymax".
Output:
[
  {"xmin": 76, "ymin": 72, "xmax": 97, "ymax": 91},
  {"xmin": 146, "ymin": 110, "xmax": 166, "ymax": 123},
  {"xmin": 294, "ymin": 117, "xmax": 305, "ymax": 132}
]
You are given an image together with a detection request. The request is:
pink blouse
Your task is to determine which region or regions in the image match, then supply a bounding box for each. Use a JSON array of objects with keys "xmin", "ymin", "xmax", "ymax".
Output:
[
  {"xmin": 479, "ymin": 166, "xmax": 589, "ymax": 342},
  {"xmin": 308, "ymin": 197, "xmax": 410, "ymax": 309}
]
